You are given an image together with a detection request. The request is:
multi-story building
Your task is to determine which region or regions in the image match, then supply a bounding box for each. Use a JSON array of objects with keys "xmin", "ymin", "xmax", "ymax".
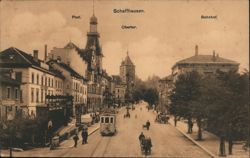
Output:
[
  {"xmin": 120, "ymin": 52, "xmax": 135, "ymax": 87},
  {"xmin": 0, "ymin": 47, "xmax": 65, "ymax": 117},
  {"xmin": 158, "ymin": 45, "xmax": 240, "ymax": 112},
  {"xmin": 47, "ymin": 59, "xmax": 88, "ymax": 115},
  {"xmin": 158, "ymin": 75, "xmax": 173, "ymax": 113},
  {"xmin": 120, "ymin": 52, "xmax": 136, "ymax": 103},
  {"xmin": 111, "ymin": 75, "xmax": 126, "ymax": 106},
  {"xmin": 172, "ymin": 45, "xmax": 239, "ymax": 82},
  {"xmin": 49, "ymin": 13, "xmax": 109, "ymax": 112},
  {"xmin": 49, "ymin": 42, "xmax": 88, "ymax": 78},
  {"xmin": 0, "ymin": 68, "xmax": 22, "ymax": 121}
]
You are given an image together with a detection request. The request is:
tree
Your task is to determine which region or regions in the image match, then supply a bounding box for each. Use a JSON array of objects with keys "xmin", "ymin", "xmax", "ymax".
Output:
[
  {"xmin": 206, "ymin": 70, "xmax": 249, "ymax": 155},
  {"xmin": 143, "ymin": 88, "xmax": 159, "ymax": 107},
  {"xmin": 169, "ymin": 71, "xmax": 202, "ymax": 133}
]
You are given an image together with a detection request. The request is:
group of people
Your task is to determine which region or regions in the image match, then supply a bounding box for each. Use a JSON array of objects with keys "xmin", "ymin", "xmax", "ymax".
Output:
[
  {"xmin": 73, "ymin": 127, "xmax": 89, "ymax": 148},
  {"xmin": 139, "ymin": 132, "xmax": 153, "ymax": 155},
  {"xmin": 90, "ymin": 113, "xmax": 99, "ymax": 124}
]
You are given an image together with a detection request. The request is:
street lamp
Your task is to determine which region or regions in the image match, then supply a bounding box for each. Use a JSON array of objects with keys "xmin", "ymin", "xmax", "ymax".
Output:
[{"xmin": 7, "ymin": 112, "xmax": 14, "ymax": 157}]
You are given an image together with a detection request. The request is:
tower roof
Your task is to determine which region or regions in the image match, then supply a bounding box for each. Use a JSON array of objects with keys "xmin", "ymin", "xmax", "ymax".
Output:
[
  {"xmin": 90, "ymin": 14, "xmax": 98, "ymax": 24},
  {"xmin": 121, "ymin": 53, "xmax": 134, "ymax": 66}
]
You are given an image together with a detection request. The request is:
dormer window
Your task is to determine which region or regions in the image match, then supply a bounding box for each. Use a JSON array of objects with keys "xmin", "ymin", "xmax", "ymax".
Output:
[{"xmin": 9, "ymin": 55, "xmax": 14, "ymax": 60}]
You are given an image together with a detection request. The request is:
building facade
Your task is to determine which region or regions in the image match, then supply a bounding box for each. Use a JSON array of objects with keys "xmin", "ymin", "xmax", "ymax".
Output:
[
  {"xmin": 158, "ymin": 45, "xmax": 240, "ymax": 113},
  {"xmin": 47, "ymin": 60, "xmax": 88, "ymax": 116},
  {"xmin": 172, "ymin": 45, "xmax": 239, "ymax": 82},
  {"xmin": 0, "ymin": 68, "xmax": 22, "ymax": 121},
  {"xmin": 158, "ymin": 75, "xmax": 174, "ymax": 113},
  {"xmin": 119, "ymin": 52, "xmax": 135, "ymax": 103},
  {"xmin": 0, "ymin": 47, "xmax": 65, "ymax": 116}
]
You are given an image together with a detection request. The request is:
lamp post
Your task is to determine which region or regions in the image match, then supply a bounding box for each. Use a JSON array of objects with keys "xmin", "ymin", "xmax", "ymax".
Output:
[{"xmin": 7, "ymin": 112, "xmax": 14, "ymax": 157}]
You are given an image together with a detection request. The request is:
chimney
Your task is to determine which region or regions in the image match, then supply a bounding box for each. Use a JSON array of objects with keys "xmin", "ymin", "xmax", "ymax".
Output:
[
  {"xmin": 212, "ymin": 50, "xmax": 216, "ymax": 61},
  {"xmin": 33, "ymin": 50, "xmax": 39, "ymax": 62},
  {"xmin": 195, "ymin": 45, "xmax": 198, "ymax": 56},
  {"xmin": 44, "ymin": 44, "xmax": 47, "ymax": 61}
]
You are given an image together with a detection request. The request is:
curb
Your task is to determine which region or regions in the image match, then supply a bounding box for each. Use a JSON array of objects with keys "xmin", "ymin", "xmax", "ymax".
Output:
[
  {"xmin": 169, "ymin": 121, "xmax": 217, "ymax": 158},
  {"xmin": 57, "ymin": 126, "xmax": 100, "ymax": 149},
  {"xmin": 88, "ymin": 126, "xmax": 100, "ymax": 136}
]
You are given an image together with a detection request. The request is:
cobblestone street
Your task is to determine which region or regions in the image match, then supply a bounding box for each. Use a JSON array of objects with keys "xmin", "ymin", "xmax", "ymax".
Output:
[{"xmin": 2, "ymin": 103, "xmax": 211, "ymax": 157}]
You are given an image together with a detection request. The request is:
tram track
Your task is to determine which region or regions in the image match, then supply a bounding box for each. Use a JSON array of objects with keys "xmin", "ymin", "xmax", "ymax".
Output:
[{"xmin": 89, "ymin": 135, "xmax": 112, "ymax": 157}]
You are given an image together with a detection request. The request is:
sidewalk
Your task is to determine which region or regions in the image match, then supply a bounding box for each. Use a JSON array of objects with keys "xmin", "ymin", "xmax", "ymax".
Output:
[
  {"xmin": 0, "ymin": 120, "xmax": 100, "ymax": 157},
  {"xmin": 58, "ymin": 122, "xmax": 100, "ymax": 149},
  {"xmin": 150, "ymin": 110, "xmax": 249, "ymax": 158},
  {"xmin": 168, "ymin": 117, "xmax": 249, "ymax": 158}
]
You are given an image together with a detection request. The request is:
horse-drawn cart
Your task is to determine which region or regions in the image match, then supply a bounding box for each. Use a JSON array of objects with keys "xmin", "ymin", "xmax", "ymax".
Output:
[
  {"xmin": 140, "ymin": 137, "xmax": 152, "ymax": 155},
  {"xmin": 155, "ymin": 113, "xmax": 169, "ymax": 124}
]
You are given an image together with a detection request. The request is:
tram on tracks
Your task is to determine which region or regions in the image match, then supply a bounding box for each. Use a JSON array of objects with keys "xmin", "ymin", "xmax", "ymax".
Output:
[{"xmin": 100, "ymin": 108, "xmax": 117, "ymax": 136}]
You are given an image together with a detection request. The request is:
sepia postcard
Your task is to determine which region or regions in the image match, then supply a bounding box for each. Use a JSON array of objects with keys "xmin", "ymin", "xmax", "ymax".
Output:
[{"xmin": 0, "ymin": 0, "xmax": 249, "ymax": 157}]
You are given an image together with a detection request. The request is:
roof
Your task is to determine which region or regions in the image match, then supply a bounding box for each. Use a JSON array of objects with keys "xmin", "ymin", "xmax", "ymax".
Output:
[
  {"xmin": 159, "ymin": 75, "xmax": 173, "ymax": 82},
  {"xmin": 48, "ymin": 60, "xmax": 86, "ymax": 80},
  {"xmin": 112, "ymin": 75, "xmax": 122, "ymax": 84},
  {"xmin": 0, "ymin": 75, "xmax": 21, "ymax": 85},
  {"xmin": 0, "ymin": 47, "xmax": 65, "ymax": 79},
  {"xmin": 90, "ymin": 14, "xmax": 98, "ymax": 24},
  {"xmin": 63, "ymin": 42, "xmax": 95, "ymax": 71},
  {"xmin": 173, "ymin": 54, "xmax": 239, "ymax": 69},
  {"xmin": 121, "ymin": 55, "xmax": 134, "ymax": 66},
  {"xmin": 64, "ymin": 42, "xmax": 80, "ymax": 50},
  {"xmin": 0, "ymin": 47, "xmax": 40, "ymax": 67}
]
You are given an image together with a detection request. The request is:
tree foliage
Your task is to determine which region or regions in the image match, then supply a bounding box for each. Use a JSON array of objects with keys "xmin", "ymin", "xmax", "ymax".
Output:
[{"xmin": 169, "ymin": 70, "xmax": 249, "ymax": 147}]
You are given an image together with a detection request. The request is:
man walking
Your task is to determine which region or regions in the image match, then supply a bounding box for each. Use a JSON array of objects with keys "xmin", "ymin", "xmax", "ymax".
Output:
[
  {"xmin": 139, "ymin": 132, "xmax": 145, "ymax": 143},
  {"xmin": 146, "ymin": 120, "xmax": 151, "ymax": 130},
  {"xmin": 83, "ymin": 129, "xmax": 88, "ymax": 144},
  {"xmin": 73, "ymin": 133, "xmax": 79, "ymax": 147},
  {"xmin": 81, "ymin": 130, "xmax": 85, "ymax": 144}
]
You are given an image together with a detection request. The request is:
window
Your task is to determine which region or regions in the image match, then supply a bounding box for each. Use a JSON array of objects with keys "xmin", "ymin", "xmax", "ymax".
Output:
[
  {"xmin": 101, "ymin": 117, "xmax": 104, "ymax": 123},
  {"xmin": 55, "ymin": 80, "xmax": 58, "ymax": 88},
  {"xmin": 15, "ymin": 88, "xmax": 18, "ymax": 99},
  {"xmin": 32, "ymin": 73, "xmax": 34, "ymax": 83},
  {"xmin": 52, "ymin": 79, "xmax": 53, "ymax": 87},
  {"xmin": 36, "ymin": 88, "xmax": 39, "ymax": 103},
  {"xmin": 7, "ymin": 87, "xmax": 11, "ymax": 99},
  {"xmin": 48, "ymin": 78, "xmax": 50, "ymax": 87},
  {"xmin": 105, "ymin": 117, "xmax": 109, "ymax": 123},
  {"xmin": 20, "ymin": 90, "xmax": 23, "ymax": 103},
  {"xmin": 110, "ymin": 117, "xmax": 114, "ymax": 123},
  {"xmin": 37, "ymin": 74, "xmax": 39, "ymax": 84},
  {"xmin": 31, "ymin": 88, "xmax": 34, "ymax": 102},
  {"xmin": 41, "ymin": 76, "xmax": 44, "ymax": 86},
  {"xmin": 41, "ymin": 89, "xmax": 44, "ymax": 103},
  {"xmin": 45, "ymin": 77, "xmax": 47, "ymax": 86}
]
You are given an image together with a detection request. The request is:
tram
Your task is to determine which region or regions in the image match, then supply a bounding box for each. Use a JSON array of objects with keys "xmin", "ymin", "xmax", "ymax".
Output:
[{"xmin": 100, "ymin": 109, "xmax": 117, "ymax": 136}]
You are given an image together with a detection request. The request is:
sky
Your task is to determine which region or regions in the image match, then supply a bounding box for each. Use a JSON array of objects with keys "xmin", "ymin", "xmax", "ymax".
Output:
[{"xmin": 0, "ymin": 0, "xmax": 249, "ymax": 80}]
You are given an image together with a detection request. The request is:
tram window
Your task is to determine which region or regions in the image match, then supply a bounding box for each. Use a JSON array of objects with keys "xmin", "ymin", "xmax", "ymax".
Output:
[
  {"xmin": 105, "ymin": 117, "xmax": 109, "ymax": 123},
  {"xmin": 110, "ymin": 117, "xmax": 113, "ymax": 123},
  {"xmin": 101, "ymin": 117, "xmax": 104, "ymax": 123}
]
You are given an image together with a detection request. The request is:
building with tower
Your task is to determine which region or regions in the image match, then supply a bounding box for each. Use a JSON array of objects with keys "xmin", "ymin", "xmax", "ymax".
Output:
[
  {"xmin": 119, "ymin": 52, "xmax": 135, "ymax": 103},
  {"xmin": 49, "ymin": 12, "xmax": 108, "ymax": 112}
]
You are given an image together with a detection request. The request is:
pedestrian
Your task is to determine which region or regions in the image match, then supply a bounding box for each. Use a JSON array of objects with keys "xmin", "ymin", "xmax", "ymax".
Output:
[
  {"xmin": 73, "ymin": 133, "xmax": 79, "ymax": 147},
  {"xmin": 187, "ymin": 118, "xmax": 192, "ymax": 133},
  {"xmin": 138, "ymin": 132, "xmax": 145, "ymax": 143},
  {"xmin": 83, "ymin": 129, "xmax": 88, "ymax": 144},
  {"xmin": 190, "ymin": 121, "xmax": 193, "ymax": 133},
  {"xmin": 146, "ymin": 120, "xmax": 150, "ymax": 130},
  {"xmin": 81, "ymin": 128, "xmax": 85, "ymax": 144}
]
